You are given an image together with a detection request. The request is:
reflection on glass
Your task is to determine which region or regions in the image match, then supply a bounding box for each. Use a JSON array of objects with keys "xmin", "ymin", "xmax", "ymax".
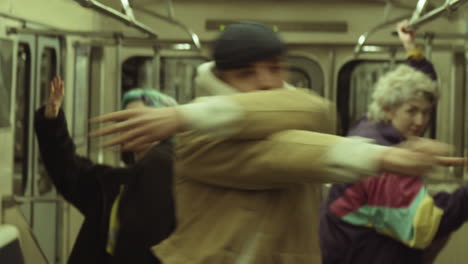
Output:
[
  {"xmin": 349, "ymin": 62, "xmax": 396, "ymax": 126},
  {"xmin": 287, "ymin": 56, "xmax": 324, "ymax": 95},
  {"xmin": 13, "ymin": 44, "xmax": 31, "ymax": 195},
  {"xmin": 122, "ymin": 56, "xmax": 154, "ymax": 95},
  {"xmin": 287, "ymin": 67, "xmax": 311, "ymax": 89},
  {"xmin": 37, "ymin": 48, "xmax": 57, "ymax": 195},
  {"xmin": 39, "ymin": 48, "xmax": 57, "ymax": 105},
  {"xmin": 160, "ymin": 58, "xmax": 206, "ymax": 104},
  {"xmin": 0, "ymin": 39, "xmax": 13, "ymax": 128},
  {"xmin": 73, "ymin": 46, "xmax": 90, "ymax": 148}
]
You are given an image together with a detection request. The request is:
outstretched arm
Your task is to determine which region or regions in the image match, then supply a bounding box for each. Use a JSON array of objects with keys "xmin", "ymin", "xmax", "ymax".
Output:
[
  {"xmin": 91, "ymin": 88, "xmax": 336, "ymax": 151},
  {"xmin": 35, "ymin": 77, "xmax": 117, "ymax": 214},
  {"xmin": 175, "ymin": 129, "xmax": 463, "ymax": 189}
]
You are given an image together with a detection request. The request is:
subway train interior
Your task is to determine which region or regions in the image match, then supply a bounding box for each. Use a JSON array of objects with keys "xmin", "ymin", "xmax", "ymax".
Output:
[{"xmin": 0, "ymin": 0, "xmax": 468, "ymax": 263}]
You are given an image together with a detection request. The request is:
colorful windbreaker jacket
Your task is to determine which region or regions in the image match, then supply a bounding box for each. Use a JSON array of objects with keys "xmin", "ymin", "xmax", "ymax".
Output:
[
  {"xmin": 320, "ymin": 116, "xmax": 468, "ymax": 264},
  {"xmin": 329, "ymin": 171, "xmax": 443, "ymax": 249},
  {"xmin": 320, "ymin": 56, "xmax": 468, "ymax": 264}
]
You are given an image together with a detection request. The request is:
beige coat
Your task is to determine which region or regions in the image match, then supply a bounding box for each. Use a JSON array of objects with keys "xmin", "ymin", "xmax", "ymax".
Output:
[{"xmin": 152, "ymin": 62, "xmax": 372, "ymax": 264}]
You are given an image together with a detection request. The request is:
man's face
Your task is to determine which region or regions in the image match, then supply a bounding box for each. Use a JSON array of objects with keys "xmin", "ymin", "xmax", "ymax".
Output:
[{"xmin": 219, "ymin": 57, "xmax": 288, "ymax": 92}]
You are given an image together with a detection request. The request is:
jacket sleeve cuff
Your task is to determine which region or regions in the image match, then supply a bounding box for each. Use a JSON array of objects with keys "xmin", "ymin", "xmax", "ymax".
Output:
[
  {"xmin": 177, "ymin": 97, "xmax": 245, "ymax": 138},
  {"xmin": 324, "ymin": 137, "xmax": 387, "ymax": 182},
  {"xmin": 407, "ymin": 45, "xmax": 425, "ymax": 61},
  {"xmin": 35, "ymin": 107, "xmax": 66, "ymax": 130}
]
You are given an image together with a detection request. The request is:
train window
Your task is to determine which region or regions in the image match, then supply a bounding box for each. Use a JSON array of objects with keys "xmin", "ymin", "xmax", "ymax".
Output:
[
  {"xmin": 0, "ymin": 39, "xmax": 13, "ymax": 128},
  {"xmin": 13, "ymin": 43, "xmax": 31, "ymax": 195},
  {"xmin": 337, "ymin": 60, "xmax": 403, "ymax": 135},
  {"xmin": 160, "ymin": 57, "xmax": 207, "ymax": 103},
  {"xmin": 122, "ymin": 56, "xmax": 207, "ymax": 104},
  {"xmin": 349, "ymin": 62, "xmax": 393, "ymax": 124},
  {"xmin": 288, "ymin": 67, "xmax": 311, "ymax": 89},
  {"xmin": 287, "ymin": 56, "xmax": 324, "ymax": 95},
  {"xmin": 37, "ymin": 47, "xmax": 57, "ymax": 196},
  {"xmin": 39, "ymin": 48, "xmax": 57, "ymax": 104},
  {"xmin": 73, "ymin": 46, "xmax": 90, "ymax": 149},
  {"xmin": 122, "ymin": 56, "xmax": 155, "ymax": 95}
]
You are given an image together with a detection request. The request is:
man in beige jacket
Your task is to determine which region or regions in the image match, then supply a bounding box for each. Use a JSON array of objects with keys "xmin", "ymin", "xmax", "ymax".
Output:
[{"xmin": 92, "ymin": 22, "xmax": 456, "ymax": 263}]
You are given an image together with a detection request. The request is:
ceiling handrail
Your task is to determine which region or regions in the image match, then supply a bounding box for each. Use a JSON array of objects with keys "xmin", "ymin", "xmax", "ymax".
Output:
[
  {"xmin": 133, "ymin": 5, "xmax": 201, "ymax": 50},
  {"xmin": 354, "ymin": 14, "xmax": 410, "ymax": 56},
  {"xmin": 354, "ymin": 0, "xmax": 468, "ymax": 57},
  {"xmin": 403, "ymin": 0, "xmax": 468, "ymax": 31},
  {"xmin": 74, "ymin": 0, "xmax": 157, "ymax": 37}
]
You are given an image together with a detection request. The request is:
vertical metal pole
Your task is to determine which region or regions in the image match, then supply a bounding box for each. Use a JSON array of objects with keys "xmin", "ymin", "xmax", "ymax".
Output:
[
  {"xmin": 115, "ymin": 37, "xmax": 122, "ymax": 110},
  {"xmin": 0, "ymin": 194, "xmax": 3, "ymax": 224},
  {"xmin": 424, "ymin": 33, "xmax": 437, "ymax": 144},
  {"xmin": 424, "ymin": 32, "xmax": 434, "ymax": 61},
  {"xmin": 461, "ymin": 51, "xmax": 467, "ymax": 179},
  {"xmin": 115, "ymin": 35, "xmax": 122, "ymax": 166},
  {"xmin": 328, "ymin": 48, "xmax": 336, "ymax": 102},
  {"xmin": 97, "ymin": 47, "xmax": 105, "ymax": 164},
  {"xmin": 165, "ymin": 0, "xmax": 175, "ymax": 19},
  {"xmin": 389, "ymin": 47, "xmax": 397, "ymax": 69},
  {"xmin": 153, "ymin": 46, "xmax": 161, "ymax": 91}
]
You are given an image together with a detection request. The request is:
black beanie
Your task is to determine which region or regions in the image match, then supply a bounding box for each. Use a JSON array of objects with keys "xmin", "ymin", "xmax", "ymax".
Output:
[{"xmin": 213, "ymin": 22, "xmax": 286, "ymax": 70}]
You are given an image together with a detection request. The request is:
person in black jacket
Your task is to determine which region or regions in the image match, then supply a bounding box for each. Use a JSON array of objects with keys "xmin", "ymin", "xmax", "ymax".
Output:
[{"xmin": 34, "ymin": 77, "xmax": 176, "ymax": 264}]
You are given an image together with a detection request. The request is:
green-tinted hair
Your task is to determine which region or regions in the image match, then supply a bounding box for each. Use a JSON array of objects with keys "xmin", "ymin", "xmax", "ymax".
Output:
[
  {"xmin": 120, "ymin": 89, "xmax": 177, "ymax": 165},
  {"xmin": 122, "ymin": 89, "xmax": 178, "ymax": 110}
]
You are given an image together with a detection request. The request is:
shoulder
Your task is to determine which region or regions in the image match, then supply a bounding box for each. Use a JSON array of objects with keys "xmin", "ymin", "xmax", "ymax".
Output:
[{"xmin": 347, "ymin": 117, "xmax": 379, "ymax": 138}]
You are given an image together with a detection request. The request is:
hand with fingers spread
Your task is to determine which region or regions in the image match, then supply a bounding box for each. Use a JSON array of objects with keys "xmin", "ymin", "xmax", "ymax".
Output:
[
  {"xmin": 45, "ymin": 76, "xmax": 64, "ymax": 119},
  {"xmin": 397, "ymin": 19, "xmax": 416, "ymax": 52},
  {"xmin": 379, "ymin": 138, "xmax": 467, "ymax": 177},
  {"xmin": 399, "ymin": 137, "xmax": 452, "ymax": 156},
  {"xmin": 379, "ymin": 147, "xmax": 435, "ymax": 177},
  {"xmin": 90, "ymin": 106, "xmax": 184, "ymax": 151},
  {"xmin": 400, "ymin": 137, "xmax": 467, "ymax": 167}
]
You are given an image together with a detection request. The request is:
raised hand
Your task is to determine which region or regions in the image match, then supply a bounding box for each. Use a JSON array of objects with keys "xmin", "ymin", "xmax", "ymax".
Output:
[
  {"xmin": 89, "ymin": 106, "xmax": 183, "ymax": 151},
  {"xmin": 397, "ymin": 19, "xmax": 416, "ymax": 52},
  {"xmin": 44, "ymin": 76, "xmax": 64, "ymax": 119}
]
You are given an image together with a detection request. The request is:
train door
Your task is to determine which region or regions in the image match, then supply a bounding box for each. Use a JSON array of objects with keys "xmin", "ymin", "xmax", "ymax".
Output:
[
  {"xmin": 13, "ymin": 34, "xmax": 62, "ymax": 264},
  {"xmin": 0, "ymin": 37, "xmax": 14, "ymax": 197}
]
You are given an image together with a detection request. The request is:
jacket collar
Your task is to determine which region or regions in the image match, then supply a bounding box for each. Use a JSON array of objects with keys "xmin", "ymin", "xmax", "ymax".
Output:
[
  {"xmin": 375, "ymin": 121, "xmax": 406, "ymax": 145},
  {"xmin": 348, "ymin": 116, "xmax": 405, "ymax": 146},
  {"xmin": 194, "ymin": 62, "xmax": 239, "ymax": 97},
  {"xmin": 194, "ymin": 61, "xmax": 293, "ymax": 97}
]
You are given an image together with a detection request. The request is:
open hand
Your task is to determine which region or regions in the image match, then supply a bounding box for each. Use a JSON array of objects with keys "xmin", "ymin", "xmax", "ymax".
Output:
[
  {"xmin": 89, "ymin": 107, "xmax": 183, "ymax": 151},
  {"xmin": 44, "ymin": 76, "xmax": 64, "ymax": 119},
  {"xmin": 380, "ymin": 138, "xmax": 467, "ymax": 177}
]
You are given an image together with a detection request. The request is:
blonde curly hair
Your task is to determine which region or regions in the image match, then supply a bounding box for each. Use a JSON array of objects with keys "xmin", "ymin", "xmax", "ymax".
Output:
[{"xmin": 367, "ymin": 64, "xmax": 439, "ymax": 122}]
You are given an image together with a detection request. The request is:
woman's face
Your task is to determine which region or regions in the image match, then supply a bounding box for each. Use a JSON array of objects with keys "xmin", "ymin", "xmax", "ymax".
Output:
[{"xmin": 386, "ymin": 97, "xmax": 434, "ymax": 138}]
